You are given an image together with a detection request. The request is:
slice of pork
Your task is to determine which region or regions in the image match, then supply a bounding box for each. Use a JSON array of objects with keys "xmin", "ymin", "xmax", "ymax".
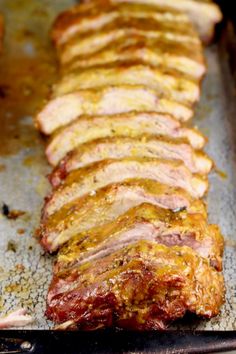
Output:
[
  {"xmin": 56, "ymin": 202, "xmax": 223, "ymax": 272},
  {"xmin": 36, "ymin": 86, "xmax": 193, "ymax": 135},
  {"xmin": 46, "ymin": 112, "xmax": 205, "ymax": 167},
  {"xmin": 53, "ymin": 65, "xmax": 200, "ymax": 106},
  {"xmin": 39, "ymin": 179, "xmax": 206, "ymax": 252},
  {"xmin": 49, "ymin": 136, "xmax": 212, "ymax": 186},
  {"xmin": 44, "ymin": 158, "xmax": 208, "ymax": 217}
]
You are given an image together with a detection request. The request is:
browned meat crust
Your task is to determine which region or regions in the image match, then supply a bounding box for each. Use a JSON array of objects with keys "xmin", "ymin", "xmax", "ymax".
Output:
[
  {"xmin": 37, "ymin": 0, "xmax": 224, "ymax": 330},
  {"xmin": 46, "ymin": 241, "xmax": 225, "ymax": 330}
]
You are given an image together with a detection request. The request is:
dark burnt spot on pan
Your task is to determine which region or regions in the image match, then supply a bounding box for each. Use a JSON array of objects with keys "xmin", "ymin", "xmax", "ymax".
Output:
[
  {"xmin": 6, "ymin": 240, "xmax": 17, "ymax": 253},
  {"xmin": 0, "ymin": 84, "xmax": 10, "ymax": 98},
  {"xmin": 1, "ymin": 202, "xmax": 26, "ymax": 219}
]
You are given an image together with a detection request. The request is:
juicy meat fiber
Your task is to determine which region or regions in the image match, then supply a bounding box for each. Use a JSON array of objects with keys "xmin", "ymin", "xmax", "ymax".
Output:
[
  {"xmin": 46, "ymin": 241, "xmax": 225, "ymax": 330},
  {"xmin": 56, "ymin": 203, "xmax": 223, "ymax": 272},
  {"xmin": 39, "ymin": 179, "xmax": 207, "ymax": 252},
  {"xmin": 49, "ymin": 136, "xmax": 212, "ymax": 185},
  {"xmin": 36, "ymin": 86, "xmax": 193, "ymax": 135},
  {"xmin": 44, "ymin": 158, "xmax": 208, "ymax": 217},
  {"xmin": 46, "ymin": 112, "xmax": 205, "ymax": 167}
]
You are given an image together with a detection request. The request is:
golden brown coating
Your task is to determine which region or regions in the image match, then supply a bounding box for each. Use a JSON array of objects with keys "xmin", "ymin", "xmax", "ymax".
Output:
[{"xmin": 46, "ymin": 241, "xmax": 225, "ymax": 330}]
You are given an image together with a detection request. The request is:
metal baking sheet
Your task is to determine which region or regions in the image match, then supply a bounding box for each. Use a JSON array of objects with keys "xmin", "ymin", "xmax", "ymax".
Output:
[{"xmin": 0, "ymin": 0, "xmax": 235, "ymax": 331}]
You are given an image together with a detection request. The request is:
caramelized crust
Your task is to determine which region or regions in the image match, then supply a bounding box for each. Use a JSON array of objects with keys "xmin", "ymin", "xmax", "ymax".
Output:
[
  {"xmin": 65, "ymin": 43, "xmax": 205, "ymax": 80},
  {"xmin": 46, "ymin": 241, "xmax": 225, "ymax": 330},
  {"xmin": 59, "ymin": 27, "xmax": 201, "ymax": 65}
]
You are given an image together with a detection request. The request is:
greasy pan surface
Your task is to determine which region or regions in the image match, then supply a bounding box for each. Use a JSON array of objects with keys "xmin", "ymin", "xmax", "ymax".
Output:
[{"xmin": 0, "ymin": 0, "xmax": 235, "ymax": 338}]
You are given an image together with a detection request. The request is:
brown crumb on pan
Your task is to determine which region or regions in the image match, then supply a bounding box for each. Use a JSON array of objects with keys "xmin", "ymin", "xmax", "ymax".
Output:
[{"xmin": 17, "ymin": 228, "xmax": 25, "ymax": 235}]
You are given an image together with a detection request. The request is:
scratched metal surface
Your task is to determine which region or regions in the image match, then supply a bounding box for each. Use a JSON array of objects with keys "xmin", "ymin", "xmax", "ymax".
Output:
[{"xmin": 0, "ymin": 1, "xmax": 235, "ymax": 330}]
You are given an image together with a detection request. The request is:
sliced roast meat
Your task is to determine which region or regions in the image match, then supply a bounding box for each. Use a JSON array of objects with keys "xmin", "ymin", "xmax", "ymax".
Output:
[
  {"xmin": 56, "ymin": 202, "xmax": 223, "ymax": 272},
  {"xmin": 36, "ymin": 86, "xmax": 193, "ymax": 135},
  {"xmin": 39, "ymin": 179, "xmax": 206, "ymax": 252},
  {"xmin": 51, "ymin": 1, "xmax": 196, "ymax": 47},
  {"xmin": 66, "ymin": 43, "xmax": 205, "ymax": 80},
  {"xmin": 46, "ymin": 112, "xmax": 205, "ymax": 168},
  {"xmin": 59, "ymin": 26, "xmax": 201, "ymax": 65},
  {"xmin": 44, "ymin": 158, "xmax": 208, "ymax": 218},
  {"xmin": 53, "ymin": 65, "xmax": 200, "ymax": 106},
  {"xmin": 49, "ymin": 136, "xmax": 212, "ymax": 185},
  {"xmin": 108, "ymin": 0, "xmax": 222, "ymax": 43},
  {"xmin": 46, "ymin": 241, "xmax": 225, "ymax": 330}
]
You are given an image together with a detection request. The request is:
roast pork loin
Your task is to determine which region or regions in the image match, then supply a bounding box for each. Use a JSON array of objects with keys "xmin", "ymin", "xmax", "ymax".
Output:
[
  {"xmin": 49, "ymin": 136, "xmax": 212, "ymax": 185},
  {"xmin": 53, "ymin": 65, "xmax": 200, "ymax": 106},
  {"xmin": 51, "ymin": 2, "xmax": 198, "ymax": 47},
  {"xmin": 43, "ymin": 158, "xmax": 208, "ymax": 218},
  {"xmin": 71, "ymin": 0, "xmax": 222, "ymax": 44},
  {"xmin": 55, "ymin": 203, "xmax": 223, "ymax": 272},
  {"xmin": 46, "ymin": 112, "xmax": 205, "ymax": 167},
  {"xmin": 39, "ymin": 179, "xmax": 206, "ymax": 252},
  {"xmin": 46, "ymin": 241, "xmax": 225, "ymax": 330},
  {"xmin": 36, "ymin": 86, "xmax": 193, "ymax": 135}
]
